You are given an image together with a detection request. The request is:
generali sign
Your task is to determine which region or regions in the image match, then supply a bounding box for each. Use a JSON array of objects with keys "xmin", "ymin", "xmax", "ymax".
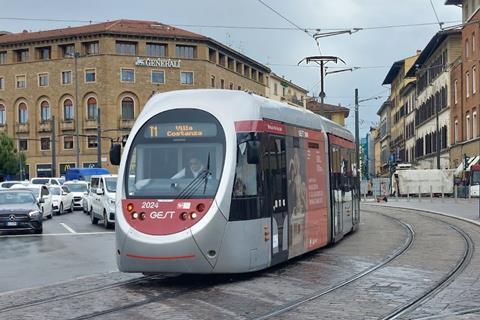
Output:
[{"xmin": 135, "ymin": 57, "xmax": 181, "ymax": 68}]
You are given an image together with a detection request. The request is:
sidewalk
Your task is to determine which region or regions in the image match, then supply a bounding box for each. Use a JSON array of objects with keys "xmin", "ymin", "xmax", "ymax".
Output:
[{"xmin": 362, "ymin": 197, "xmax": 480, "ymax": 222}]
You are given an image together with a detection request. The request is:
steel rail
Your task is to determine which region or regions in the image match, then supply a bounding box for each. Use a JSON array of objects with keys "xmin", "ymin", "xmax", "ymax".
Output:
[
  {"xmin": 253, "ymin": 210, "xmax": 415, "ymax": 320},
  {"xmin": 0, "ymin": 274, "xmax": 170, "ymax": 314},
  {"xmin": 380, "ymin": 210, "xmax": 475, "ymax": 320}
]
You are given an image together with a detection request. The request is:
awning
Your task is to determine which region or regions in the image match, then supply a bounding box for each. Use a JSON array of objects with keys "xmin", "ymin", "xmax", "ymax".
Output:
[{"xmin": 454, "ymin": 155, "xmax": 480, "ymax": 176}]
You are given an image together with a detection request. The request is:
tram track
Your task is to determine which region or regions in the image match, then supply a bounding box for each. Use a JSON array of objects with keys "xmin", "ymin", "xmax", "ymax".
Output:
[
  {"xmin": 0, "ymin": 273, "xmax": 171, "ymax": 314},
  {"xmin": 2, "ymin": 207, "xmax": 476, "ymax": 320},
  {"xmin": 253, "ymin": 210, "xmax": 415, "ymax": 320},
  {"xmin": 378, "ymin": 208, "xmax": 475, "ymax": 320},
  {"xmin": 253, "ymin": 207, "xmax": 476, "ymax": 320},
  {"xmin": 62, "ymin": 210, "xmax": 415, "ymax": 320}
]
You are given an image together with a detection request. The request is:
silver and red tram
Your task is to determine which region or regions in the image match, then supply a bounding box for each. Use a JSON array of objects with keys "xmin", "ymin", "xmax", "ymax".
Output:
[{"xmin": 113, "ymin": 89, "xmax": 360, "ymax": 273}]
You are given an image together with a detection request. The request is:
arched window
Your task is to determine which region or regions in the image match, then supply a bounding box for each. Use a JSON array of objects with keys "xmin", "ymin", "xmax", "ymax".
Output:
[
  {"xmin": 18, "ymin": 102, "xmax": 28, "ymax": 124},
  {"xmin": 0, "ymin": 104, "xmax": 5, "ymax": 125},
  {"xmin": 64, "ymin": 99, "xmax": 74, "ymax": 121},
  {"xmin": 87, "ymin": 97, "xmax": 97, "ymax": 120},
  {"xmin": 40, "ymin": 101, "xmax": 50, "ymax": 122},
  {"xmin": 121, "ymin": 97, "xmax": 134, "ymax": 120}
]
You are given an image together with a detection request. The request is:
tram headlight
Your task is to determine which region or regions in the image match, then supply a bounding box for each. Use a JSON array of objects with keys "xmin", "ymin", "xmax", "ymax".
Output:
[
  {"xmin": 180, "ymin": 212, "xmax": 188, "ymax": 220},
  {"xmin": 190, "ymin": 212, "xmax": 197, "ymax": 219},
  {"xmin": 126, "ymin": 203, "xmax": 134, "ymax": 212},
  {"xmin": 139, "ymin": 212, "xmax": 146, "ymax": 220},
  {"xmin": 132, "ymin": 212, "xmax": 139, "ymax": 219}
]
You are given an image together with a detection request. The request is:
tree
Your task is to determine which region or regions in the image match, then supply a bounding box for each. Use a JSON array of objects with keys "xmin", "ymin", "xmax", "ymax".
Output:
[{"xmin": 0, "ymin": 133, "xmax": 22, "ymax": 178}]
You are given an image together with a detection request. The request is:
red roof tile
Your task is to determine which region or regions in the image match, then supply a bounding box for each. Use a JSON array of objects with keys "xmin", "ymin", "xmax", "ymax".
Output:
[{"xmin": 0, "ymin": 19, "xmax": 206, "ymax": 45}]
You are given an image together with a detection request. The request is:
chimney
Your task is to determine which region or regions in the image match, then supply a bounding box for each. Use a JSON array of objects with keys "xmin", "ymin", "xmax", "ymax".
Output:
[{"xmin": 416, "ymin": 49, "xmax": 422, "ymax": 55}]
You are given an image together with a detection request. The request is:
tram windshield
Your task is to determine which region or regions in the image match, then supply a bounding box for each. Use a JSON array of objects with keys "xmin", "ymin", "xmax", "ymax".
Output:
[{"xmin": 125, "ymin": 109, "xmax": 225, "ymax": 199}]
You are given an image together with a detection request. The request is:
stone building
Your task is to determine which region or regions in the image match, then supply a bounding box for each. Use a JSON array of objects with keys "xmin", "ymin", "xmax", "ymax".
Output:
[
  {"xmin": 267, "ymin": 73, "xmax": 307, "ymax": 108},
  {"xmin": 446, "ymin": 0, "xmax": 480, "ymax": 170},
  {"xmin": 305, "ymin": 100, "xmax": 350, "ymax": 126},
  {"xmin": 0, "ymin": 19, "xmax": 270, "ymax": 177},
  {"xmin": 406, "ymin": 29, "xmax": 461, "ymax": 169}
]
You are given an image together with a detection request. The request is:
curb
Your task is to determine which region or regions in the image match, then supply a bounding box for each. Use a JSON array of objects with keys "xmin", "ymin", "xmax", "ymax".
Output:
[{"xmin": 362, "ymin": 203, "xmax": 480, "ymax": 228}]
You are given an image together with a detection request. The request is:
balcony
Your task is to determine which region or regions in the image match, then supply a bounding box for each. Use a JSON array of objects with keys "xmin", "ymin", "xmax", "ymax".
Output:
[
  {"xmin": 0, "ymin": 124, "xmax": 6, "ymax": 133},
  {"xmin": 15, "ymin": 122, "xmax": 29, "ymax": 134},
  {"xmin": 60, "ymin": 120, "xmax": 75, "ymax": 131},
  {"xmin": 119, "ymin": 118, "xmax": 135, "ymax": 130},
  {"xmin": 84, "ymin": 119, "xmax": 98, "ymax": 130},
  {"xmin": 38, "ymin": 121, "xmax": 52, "ymax": 133}
]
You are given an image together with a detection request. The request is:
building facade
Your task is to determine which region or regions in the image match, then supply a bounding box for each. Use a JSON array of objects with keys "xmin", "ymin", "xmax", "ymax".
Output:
[
  {"xmin": 267, "ymin": 73, "xmax": 307, "ymax": 108},
  {"xmin": 0, "ymin": 20, "xmax": 270, "ymax": 178},
  {"xmin": 446, "ymin": 0, "xmax": 480, "ymax": 170},
  {"xmin": 305, "ymin": 100, "xmax": 350, "ymax": 126},
  {"xmin": 375, "ymin": 100, "xmax": 391, "ymax": 176},
  {"xmin": 407, "ymin": 29, "xmax": 461, "ymax": 169},
  {"xmin": 382, "ymin": 54, "xmax": 418, "ymax": 167},
  {"xmin": 401, "ymin": 81, "xmax": 417, "ymax": 164}
]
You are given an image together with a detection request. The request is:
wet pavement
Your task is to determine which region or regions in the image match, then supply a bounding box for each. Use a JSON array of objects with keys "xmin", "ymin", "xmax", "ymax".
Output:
[
  {"xmin": 0, "ymin": 209, "xmax": 115, "ymax": 293},
  {"xmin": 1, "ymin": 206, "xmax": 480, "ymax": 319}
]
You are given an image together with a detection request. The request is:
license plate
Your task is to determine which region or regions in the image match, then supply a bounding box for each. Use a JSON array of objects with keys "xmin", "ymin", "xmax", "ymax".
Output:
[{"xmin": 6, "ymin": 222, "xmax": 17, "ymax": 227}]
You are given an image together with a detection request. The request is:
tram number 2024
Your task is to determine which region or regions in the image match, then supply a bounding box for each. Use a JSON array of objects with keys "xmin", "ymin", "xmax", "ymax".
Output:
[{"xmin": 141, "ymin": 202, "xmax": 159, "ymax": 209}]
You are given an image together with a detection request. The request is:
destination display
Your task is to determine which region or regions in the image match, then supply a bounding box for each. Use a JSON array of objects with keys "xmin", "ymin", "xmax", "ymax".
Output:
[{"xmin": 144, "ymin": 123, "xmax": 217, "ymax": 138}]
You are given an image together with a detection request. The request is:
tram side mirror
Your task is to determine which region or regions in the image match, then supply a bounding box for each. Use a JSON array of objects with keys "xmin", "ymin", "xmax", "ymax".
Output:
[
  {"xmin": 246, "ymin": 140, "xmax": 260, "ymax": 164},
  {"xmin": 110, "ymin": 144, "xmax": 121, "ymax": 166}
]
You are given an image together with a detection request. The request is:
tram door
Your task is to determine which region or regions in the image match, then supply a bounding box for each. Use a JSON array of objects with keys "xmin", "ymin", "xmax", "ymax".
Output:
[{"xmin": 266, "ymin": 135, "xmax": 289, "ymax": 265}]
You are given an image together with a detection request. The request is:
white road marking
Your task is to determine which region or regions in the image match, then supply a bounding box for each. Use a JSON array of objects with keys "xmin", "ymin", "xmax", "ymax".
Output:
[
  {"xmin": 60, "ymin": 223, "xmax": 77, "ymax": 234},
  {"xmin": 0, "ymin": 231, "xmax": 114, "ymax": 238}
]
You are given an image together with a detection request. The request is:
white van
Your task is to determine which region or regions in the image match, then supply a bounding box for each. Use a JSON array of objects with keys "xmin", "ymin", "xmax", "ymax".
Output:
[
  {"xmin": 89, "ymin": 175, "xmax": 117, "ymax": 229},
  {"xmin": 31, "ymin": 177, "xmax": 65, "ymax": 186}
]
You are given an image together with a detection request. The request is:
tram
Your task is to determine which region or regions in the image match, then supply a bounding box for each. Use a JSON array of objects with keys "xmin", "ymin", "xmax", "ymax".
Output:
[{"xmin": 111, "ymin": 89, "xmax": 360, "ymax": 273}]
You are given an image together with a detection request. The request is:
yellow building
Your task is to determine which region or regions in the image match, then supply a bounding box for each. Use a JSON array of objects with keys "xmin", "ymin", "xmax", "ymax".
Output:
[
  {"xmin": 267, "ymin": 73, "xmax": 308, "ymax": 108},
  {"xmin": 305, "ymin": 99, "xmax": 350, "ymax": 126},
  {"xmin": 0, "ymin": 20, "xmax": 270, "ymax": 178},
  {"xmin": 382, "ymin": 53, "xmax": 419, "ymax": 164}
]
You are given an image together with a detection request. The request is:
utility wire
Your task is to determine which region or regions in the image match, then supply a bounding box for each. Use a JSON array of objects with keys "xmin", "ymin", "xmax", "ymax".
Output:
[
  {"xmin": 429, "ymin": 0, "xmax": 444, "ymax": 30},
  {"xmin": 0, "ymin": 17, "xmax": 462, "ymax": 32},
  {"xmin": 255, "ymin": 0, "xmax": 310, "ymax": 35}
]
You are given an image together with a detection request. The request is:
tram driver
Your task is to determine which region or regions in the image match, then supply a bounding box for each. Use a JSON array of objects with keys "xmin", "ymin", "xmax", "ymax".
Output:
[{"xmin": 171, "ymin": 157, "xmax": 206, "ymax": 179}]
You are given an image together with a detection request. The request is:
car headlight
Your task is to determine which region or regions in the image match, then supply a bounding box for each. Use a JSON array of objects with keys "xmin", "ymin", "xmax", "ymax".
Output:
[{"xmin": 28, "ymin": 210, "xmax": 41, "ymax": 218}]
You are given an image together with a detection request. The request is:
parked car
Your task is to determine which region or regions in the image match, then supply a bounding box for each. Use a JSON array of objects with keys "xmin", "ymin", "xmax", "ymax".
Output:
[
  {"xmin": 11, "ymin": 184, "xmax": 53, "ymax": 219},
  {"xmin": 31, "ymin": 177, "xmax": 64, "ymax": 186},
  {"xmin": 0, "ymin": 181, "xmax": 30, "ymax": 189},
  {"xmin": 49, "ymin": 185, "xmax": 74, "ymax": 215},
  {"xmin": 65, "ymin": 168, "xmax": 109, "ymax": 182},
  {"xmin": 0, "ymin": 189, "xmax": 43, "ymax": 234},
  {"xmin": 89, "ymin": 175, "xmax": 117, "ymax": 229},
  {"xmin": 63, "ymin": 180, "xmax": 89, "ymax": 211}
]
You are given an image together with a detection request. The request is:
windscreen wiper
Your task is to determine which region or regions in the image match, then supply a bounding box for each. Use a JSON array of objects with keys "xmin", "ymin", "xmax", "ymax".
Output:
[{"xmin": 176, "ymin": 169, "xmax": 210, "ymax": 199}]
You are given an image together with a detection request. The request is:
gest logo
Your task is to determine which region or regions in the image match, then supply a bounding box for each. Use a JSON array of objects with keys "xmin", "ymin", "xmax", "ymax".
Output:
[{"xmin": 150, "ymin": 211, "xmax": 175, "ymax": 219}]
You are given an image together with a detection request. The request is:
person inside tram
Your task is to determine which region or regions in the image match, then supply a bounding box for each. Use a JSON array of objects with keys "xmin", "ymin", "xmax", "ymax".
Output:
[{"xmin": 171, "ymin": 157, "xmax": 206, "ymax": 179}]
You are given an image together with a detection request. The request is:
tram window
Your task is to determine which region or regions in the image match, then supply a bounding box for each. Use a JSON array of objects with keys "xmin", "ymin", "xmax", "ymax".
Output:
[{"xmin": 233, "ymin": 142, "xmax": 257, "ymax": 197}]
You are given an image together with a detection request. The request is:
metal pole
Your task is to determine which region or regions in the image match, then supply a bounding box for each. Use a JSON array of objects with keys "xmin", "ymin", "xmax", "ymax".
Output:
[
  {"xmin": 355, "ymin": 88, "xmax": 360, "ymax": 203},
  {"xmin": 97, "ymin": 108, "xmax": 102, "ymax": 168},
  {"xmin": 320, "ymin": 61, "xmax": 325, "ymax": 108},
  {"xmin": 74, "ymin": 52, "xmax": 80, "ymax": 168},
  {"xmin": 51, "ymin": 116, "xmax": 56, "ymax": 177}
]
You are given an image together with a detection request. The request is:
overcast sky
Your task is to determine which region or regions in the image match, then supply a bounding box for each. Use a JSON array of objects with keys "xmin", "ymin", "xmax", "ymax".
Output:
[{"xmin": 0, "ymin": 0, "xmax": 462, "ymax": 136}]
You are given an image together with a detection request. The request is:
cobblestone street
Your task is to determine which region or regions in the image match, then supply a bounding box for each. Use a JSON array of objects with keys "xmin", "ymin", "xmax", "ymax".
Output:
[{"xmin": 1, "ymin": 204, "xmax": 479, "ymax": 319}]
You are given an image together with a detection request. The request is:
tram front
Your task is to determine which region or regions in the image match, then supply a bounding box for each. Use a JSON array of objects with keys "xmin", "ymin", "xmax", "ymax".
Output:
[{"xmin": 116, "ymin": 108, "xmax": 228, "ymax": 273}]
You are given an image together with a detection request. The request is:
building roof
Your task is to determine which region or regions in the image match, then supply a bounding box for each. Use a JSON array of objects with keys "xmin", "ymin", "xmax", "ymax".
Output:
[
  {"xmin": 405, "ymin": 28, "xmax": 461, "ymax": 77},
  {"xmin": 306, "ymin": 100, "xmax": 350, "ymax": 117},
  {"xmin": 445, "ymin": 0, "xmax": 462, "ymax": 5},
  {"xmin": 382, "ymin": 60, "xmax": 404, "ymax": 85},
  {"xmin": 0, "ymin": 19, "xmax": 270, "ymax": 73},
  {"xmin": 270, "ymin": 73, "xmax": 308, "ymax": 94},
  {"xmin": 0, "ymin": 20, "xmax": 204, "ymax": 44},
  {"xmin": 376, "ymin": 100, "xmax": 391, "ymax": 116}
]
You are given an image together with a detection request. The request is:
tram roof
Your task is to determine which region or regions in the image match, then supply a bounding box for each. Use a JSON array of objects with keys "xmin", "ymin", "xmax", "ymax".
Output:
[{"xmin": 143, "ymin": 89, "xmax": 354, "ymax": 142}]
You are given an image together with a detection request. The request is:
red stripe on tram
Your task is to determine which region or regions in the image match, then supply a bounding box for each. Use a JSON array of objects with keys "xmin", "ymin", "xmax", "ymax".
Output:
[{"xmin": 126, "ymin": 253, "xmax": 196, "ymax": 260}]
